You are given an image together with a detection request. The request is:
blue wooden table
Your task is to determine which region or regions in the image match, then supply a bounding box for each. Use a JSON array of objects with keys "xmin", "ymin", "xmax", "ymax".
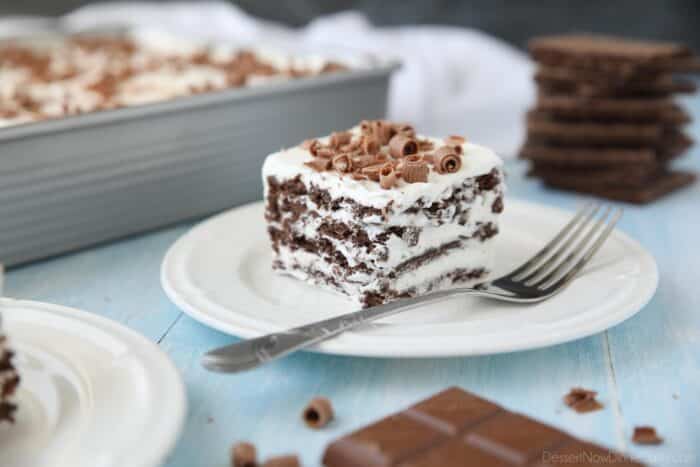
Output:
[{"xmin": 6, "ymin": 100, "xmax": 700, "ymax": 466}]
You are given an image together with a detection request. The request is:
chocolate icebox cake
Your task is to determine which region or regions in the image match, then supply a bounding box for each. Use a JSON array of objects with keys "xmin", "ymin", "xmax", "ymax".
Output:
[
  {"xmin": 0, "ymin": 329, "xmax": 20, "ymax": 423},
  {"xmin": 263, "ymin": 120, "xmax": 504, "ymax": 307},
  {"xmin": 0, "ymin": 32, "xmax": 348, "ymax": 128}
]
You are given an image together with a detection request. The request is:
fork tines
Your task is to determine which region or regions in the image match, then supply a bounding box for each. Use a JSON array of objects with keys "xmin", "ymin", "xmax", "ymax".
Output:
[{"xmin": 510, "ymin": 203, "xmax": 623, "ymax": 292}]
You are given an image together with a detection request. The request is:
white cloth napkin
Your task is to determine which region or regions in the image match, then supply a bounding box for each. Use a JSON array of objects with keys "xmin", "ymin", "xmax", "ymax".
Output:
[{"xmin": 4, "ymin": 2, "xmax": 536, "ymax": 157}]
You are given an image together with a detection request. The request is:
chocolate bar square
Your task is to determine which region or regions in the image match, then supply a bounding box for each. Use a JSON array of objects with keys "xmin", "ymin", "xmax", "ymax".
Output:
[
  {"xmin": 322, "ymin": 413, "xmax": 445, "ymax": 467},
  {"xmin": 407, "ymin": 387, "xmax": 501, "ymax": 434},
  {"xmin": 322, "ymin": 387, "xmax": 644, "ymax": 467}
]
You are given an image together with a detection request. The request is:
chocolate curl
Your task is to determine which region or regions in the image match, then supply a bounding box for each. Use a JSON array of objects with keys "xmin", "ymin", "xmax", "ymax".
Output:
[
  {"xmin": 421, "ymin": 153, "xmax": 435, "ymax": 164},
  {"xmin": 361, "ymin": 164, "xmax": 383, "ymax": 181},
  {"xmin": 418, "ymin": 139, "xmax": 434, "ymax": 151},
  {"xmin": 379, "ymin": 164, "xmax": 398, "ymax": 189},
  {"xmin": 374, "ymin": 152, "xmax": 389, "ymax": 164},
  {"xmin": 371, "ymin": 120, "xmax": 394, "ymax": 145},
  {"xmin": 304, "ymin": 157, "xmax": 331, "ymax": 172},
  {"xmin": 393, "ymin": 123, "xmax": 416, "ymax": 138},
  {"xmin": 359, "ymin": 120, "xmax": 372, "ymax": 135},
  {"xmin": 315, "ymin": 147, "xmax": 335, "ymax": 158},
  {"xmin": 302, "ymin": 397, "xmax": 334, "ymax": 429},
  {"xmin": 351, "ymin": 172, "xmax": 367, "ymax": 181},
  {"xmin": 329, "ymin": 131, "xmax": 352, "ymax": 148},
  {"xmin": 230, "ymin": 442, "xmax": 257, "ymax": 467},
  {"xmin": 362, "ymin": 135, "xmax": 380, "ymax": 155},
  {"xmin": 332, "ymin": 154, "xmax": 353, "ymax": 173},
  {"xmin": 352, "ymin": 154, "xmax": 375, "ymax": 168},
  {"xmin": 402, "ymin": 155, "xmax": 429, "ymax": 183},
  {"xmin": 435, "ymin": 146, "xmax": 462, "ymax": 173},
  {"xmin": 262, "ymin": 455, "xmax": 300, "ymax": 467},
  {"xmin": 447, "ymin": 135, "xmax": 466, "ymax": 144},
  {"xmin": 389, "ymin": 134, "xmax": 418, "ymax": 158},
  {"xmin": 340, "ymin": 140, "xmax": 361, "ymax": 152},
  {"xmin": 402, "ymin": 161, "xmax": 429, "ymax": 183},
  {"xmin": 302, "ymin": 139, "xmax": 319, "ymax": 154}
]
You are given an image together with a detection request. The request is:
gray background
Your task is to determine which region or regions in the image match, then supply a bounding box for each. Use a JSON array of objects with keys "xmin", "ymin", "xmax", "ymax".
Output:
[{"xmin": 3, "ymin": 0, "xmax": 700, "ymax": 50}]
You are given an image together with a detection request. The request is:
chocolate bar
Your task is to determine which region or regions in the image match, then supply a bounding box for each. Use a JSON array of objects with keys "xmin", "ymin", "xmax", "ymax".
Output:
[{"xmin": 322, "ymin": 387, "xmax": 643, "ymax": 466}]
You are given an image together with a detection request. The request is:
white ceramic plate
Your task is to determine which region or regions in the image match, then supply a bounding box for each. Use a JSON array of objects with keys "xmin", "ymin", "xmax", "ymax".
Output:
[
  {"xmin": 161, "ymin": 199, "xmax": 658, "ymax": 357},
  {"xmin": 0, "ymin": 299, "xmax": 186, "ymax": 467}
]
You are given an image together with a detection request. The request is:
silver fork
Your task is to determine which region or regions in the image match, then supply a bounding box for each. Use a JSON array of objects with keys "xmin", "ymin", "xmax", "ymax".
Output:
[{"xmin": 202, "ymin": 203, "xmax": 622, "ymax": 373}]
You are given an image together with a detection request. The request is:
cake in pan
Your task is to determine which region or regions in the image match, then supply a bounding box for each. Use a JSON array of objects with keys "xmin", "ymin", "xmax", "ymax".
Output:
[
  {"xmin": 0, "ymin": 32, "xmax": 348, "ymax": 128},
  {"xmin": 263, "ymin": 120, "xmax": 504, "ymax": 307}
]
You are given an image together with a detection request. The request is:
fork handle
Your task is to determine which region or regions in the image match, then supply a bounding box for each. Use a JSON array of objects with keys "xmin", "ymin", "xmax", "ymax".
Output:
[{"xmin": 201, "ymin": 288, "xmax": 469, "ymax": 373}]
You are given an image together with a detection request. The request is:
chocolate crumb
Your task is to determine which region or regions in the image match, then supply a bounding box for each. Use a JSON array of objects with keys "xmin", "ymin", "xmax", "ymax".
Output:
[
  {"xmin": 262, "ymin": 455, "xmax": 300, "ymax": 467},
  {"xmin": 632, "ymin": 426, "xmax": 663, "ymax": 445},
  {"xmin": 231, "ymin": 442, "xmax": 257, "ymax": 467},
  {"xmin": 564, "ymin": 387, "xmax": 604, "ymax": 413},
  {"xmin": 303, "ymin": 397, "xmax": 334, "ymax": 429}
]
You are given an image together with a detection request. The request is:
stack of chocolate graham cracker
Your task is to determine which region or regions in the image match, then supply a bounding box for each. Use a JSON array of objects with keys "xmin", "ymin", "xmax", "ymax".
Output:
[{"xmin": 520, "ymin": 34, "xmax": 698, "ymax": 203}]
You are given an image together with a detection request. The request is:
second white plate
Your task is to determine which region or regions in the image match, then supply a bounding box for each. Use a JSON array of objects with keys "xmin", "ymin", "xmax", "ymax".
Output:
[
  {"xmin": 0, "ymin": 299, "xmax": 186, "ymax": 467},
  {"xmin": 161, "ymin": 199, "xmax": 658, "ymax": 358}
]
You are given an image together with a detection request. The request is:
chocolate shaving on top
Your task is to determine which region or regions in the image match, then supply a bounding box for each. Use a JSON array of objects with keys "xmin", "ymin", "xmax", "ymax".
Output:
[
  {"xmin": 379, "ymin": 164, "xmax": 398, "ymax": 189},
  {"xmin": 402, "ymin": 159, "xmax": 429, "ymax": 183},
  {"xmin": 329, "ymin": 131, "xmax": 352, "ymax": 148},
  {"xmin": 389, "ymin": 134, "xmax": 418, "ymax": 158},
  {"xmin": 298, "ymin": 120, "xmax": 465, "ymax": 186},
  {"xmin": 435, "ymin": 146, "xmax": 462, "ymax": 173},
  {"xmin": 332, "ymin": 154, "xmax": 353, "ymax": 173}
]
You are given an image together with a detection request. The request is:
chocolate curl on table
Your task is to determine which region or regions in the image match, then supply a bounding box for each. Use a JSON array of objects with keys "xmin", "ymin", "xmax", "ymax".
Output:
[
  {"xmin": 329, "ymin": 131, "xmax": 352, "ymax": 148},
  {"xmin": 304, "ymin": 157, "xmax": 331, "ymax": 171},
  {"xmin": 303, "ymin": 397, "xmax": 334, "ymax": 429},
  {"xmin": 435, "ymin": 146, "xmax": 462, "ymax": 173},
  {"xmin": 351, "ymin": 171, "xmax": 367, "ymax": 181},
  {"xmin": 262, "ymin": 455, "xmax": 300, "ymax": 467},
  {"xmin": 230, "ymin": 442, "xmax": 257, "ymax": 467},
  {"xmin": 379, "ymin": 163, "xmax": 398, "ymax": 189},
  {"xmin": 402, "ymin": 156, "xmax": 430, "ymax": 183},
  {"xmin": 389, "ymin": 134, "xmax": 418, "ymax": 158},
  {"xmin": 332, "ymin": 153, "xmax": 353, "ymax": 173}
]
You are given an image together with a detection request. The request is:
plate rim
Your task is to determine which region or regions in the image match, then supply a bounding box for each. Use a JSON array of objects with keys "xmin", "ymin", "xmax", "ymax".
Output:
[
  {"xmin": 0, "ymin": 298, "xmax": 187, "ymax": 467},
  {"xmin": 161, "ymin": 198, "xmax": 659, "ymax": 357}
]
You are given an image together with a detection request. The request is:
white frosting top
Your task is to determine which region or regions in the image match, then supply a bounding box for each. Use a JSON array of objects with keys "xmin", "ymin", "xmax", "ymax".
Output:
[{"xmin": 262, "ymin": 129, "xmax": 503, "ymax": 210}]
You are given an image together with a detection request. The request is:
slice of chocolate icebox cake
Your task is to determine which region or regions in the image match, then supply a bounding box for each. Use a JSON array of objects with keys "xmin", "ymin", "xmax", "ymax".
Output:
[
  {"xmin": 263, "ymin": 120, "xmax": 505, "ymax": 308},
  {"xmin": 0, "ymin": 326, "xmax": 20, "ymax": 424}
]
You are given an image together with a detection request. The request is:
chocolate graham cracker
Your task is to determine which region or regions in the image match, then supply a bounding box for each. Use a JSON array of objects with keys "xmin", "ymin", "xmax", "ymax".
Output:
[
  {"xmin": 322, "ymin": 387, "xmax": 644, "ymax": 467},
  {"xmin": 529, "ymin": 163, "xmax": 660, "ymax": 187},
  {"xmin": 536, "ymin": 95, "xmax": 691, "ymax": 124},
  {"xmin": 527, "ymin": 110, "xmax": 668, "ymax": 146},
  {"xmin": 520, "ymin": 132, "xmax": 692, "ymax": 167},
  {"xmin": 529, "ymin": 34, "xmax": 700, "ymax": 73},
  {"xmin": 543, "ymin": 171, "xmax": 696, "ymax": 204}
]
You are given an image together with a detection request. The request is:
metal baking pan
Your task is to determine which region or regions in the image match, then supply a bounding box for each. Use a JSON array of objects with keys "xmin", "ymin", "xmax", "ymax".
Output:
[{"xmin": 0, "ymin": 49, "xmax": 398, "ymax": 266}]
